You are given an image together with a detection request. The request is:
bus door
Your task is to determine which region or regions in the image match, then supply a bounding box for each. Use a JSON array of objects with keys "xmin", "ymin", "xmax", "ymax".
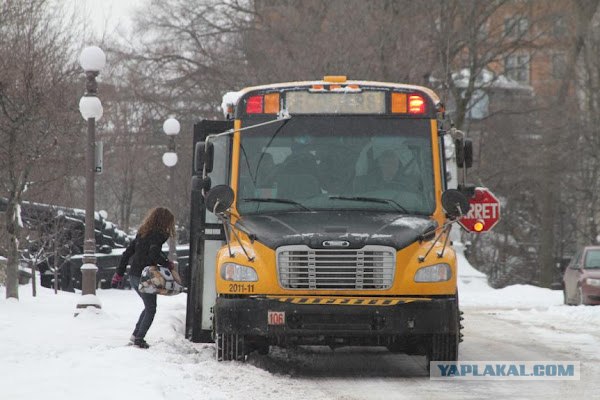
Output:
[{"xmin": 186, "ymin": 119, "xmax": 233, "ymax": 342}]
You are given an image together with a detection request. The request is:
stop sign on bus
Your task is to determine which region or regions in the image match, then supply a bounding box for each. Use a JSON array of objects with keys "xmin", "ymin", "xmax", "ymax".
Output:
[{"xmin": 458, "ymin": 187, "xmax": 500, "ymax": 233}]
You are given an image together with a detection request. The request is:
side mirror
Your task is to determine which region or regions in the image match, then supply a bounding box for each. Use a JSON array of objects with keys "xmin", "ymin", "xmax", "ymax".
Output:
[
  {"xmin": 191, "ymin": 175, "xmax": 211, "ymax": 193},
  {"xmin": 458, "ymin": 184, "xmax": 476, "ymax": 199},
  {"xmin": 205, "ymin": 185, "xmax": 234, "ymax": 214},
  {"xmin": 441, "ymin": 189, "xmax": 470, "ymax": 219},
  {"xmin": 455, "ymin": 138, "xmax": 473, "ymax": 169},
  {"xmin": 194, "ymin": 141, "xmax": 214, "ymax": 175}
]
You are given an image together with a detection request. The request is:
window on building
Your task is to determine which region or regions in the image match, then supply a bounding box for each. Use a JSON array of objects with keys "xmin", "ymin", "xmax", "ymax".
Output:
[
  {"xmin": 552, "ymin": 53, "xmax": 567, "ymax": 79},
  {"xmin": 477, "ymin": 21, "xmax": 489, "ymax": 41},
  {"xmin": 553, "ymin": 15, "xmax": 567, "ymax": 38},
  {"xmin": 466, "ymin": 90, "xmax": 489, "ymax": 120},
  {"xmin": 504, "ymin": 53, "xmax": 530, "ymax": 83},
  {"xmin": 504, "ymin": 15, "xmax": 529, "ymax": 38}
]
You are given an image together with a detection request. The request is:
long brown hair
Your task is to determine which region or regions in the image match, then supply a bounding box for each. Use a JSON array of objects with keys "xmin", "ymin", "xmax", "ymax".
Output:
[{"xmin": 138, "ymin": 207, "xmax": 175, "ymax": 238}]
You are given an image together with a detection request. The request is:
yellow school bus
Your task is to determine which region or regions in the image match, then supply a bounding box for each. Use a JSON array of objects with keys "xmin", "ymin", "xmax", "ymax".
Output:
[{"xmin": 186, "ymin": 76, "xmax": 473, "ymax": 364}]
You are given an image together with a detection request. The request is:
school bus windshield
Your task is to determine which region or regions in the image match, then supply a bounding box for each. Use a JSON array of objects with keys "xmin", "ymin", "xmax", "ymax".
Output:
[{"xmin": 237, "ymin": 116, "xmax": 436, "ymax": 215}]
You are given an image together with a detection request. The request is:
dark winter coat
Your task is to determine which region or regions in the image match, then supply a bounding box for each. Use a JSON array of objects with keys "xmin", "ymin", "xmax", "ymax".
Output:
[{"xmin": 117, "ymin": 231, "xmax": 169, "ymax": 277}]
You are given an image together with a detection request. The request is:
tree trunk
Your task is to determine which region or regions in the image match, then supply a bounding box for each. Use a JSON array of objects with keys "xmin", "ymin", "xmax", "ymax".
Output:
[
  {"xmin": 5, "ymin": 198, "xmax": 21, "ymax": 299},
  {"xmin": 31, "ymin": 260, "xmax": 37, "ymax": 297},
  {"xmin": 539, "ymin": 181, "xmax": 555, "ymax": 287},
  {"xmin": 54, "ymin": 245, "xmax": 59, "ymax": 294}
]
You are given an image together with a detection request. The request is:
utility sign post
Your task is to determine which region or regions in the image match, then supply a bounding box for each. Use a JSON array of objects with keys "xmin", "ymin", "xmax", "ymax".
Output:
[
  {"xmin": 459, "ymin": 187, "xmax": 500, "ymax": 233},
  {"xmin": 95, "ymin": 140, "xmax": 103, "ymax": 174}
]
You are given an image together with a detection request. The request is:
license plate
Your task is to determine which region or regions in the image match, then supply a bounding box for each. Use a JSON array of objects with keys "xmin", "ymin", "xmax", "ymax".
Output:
[{"xmin": 268, "ymin": 311, "xmax": 285, "ymax": 325}]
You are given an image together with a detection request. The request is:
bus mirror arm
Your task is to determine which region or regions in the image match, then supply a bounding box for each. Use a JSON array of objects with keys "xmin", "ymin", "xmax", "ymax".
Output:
[
  {"xmin": 200, "ymin": 113, "xmax": 292, "ymax": 191},
  {"xmin": 418, "ymin": 220, "xmax": 455, "ymax": 263},
  {"xmin": 203, "ymin": 112, "xmax": 292, "ymax": 151},
  {"xmin": 205, "ymin": 185, "xmax": 254, "ymax": 262},
  {"xmin": 215, "ymin": 212, "xmax": 255, "ymax": 262},
  {"xmin": 417, "ymin": 189, "xmax": 469, "ymax": 263}
]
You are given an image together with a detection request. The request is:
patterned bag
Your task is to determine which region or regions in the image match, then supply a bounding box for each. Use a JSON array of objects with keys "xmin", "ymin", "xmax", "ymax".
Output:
[{"xmin": 138, "ymin": 265, "xmax": 184, "ymax": 295}]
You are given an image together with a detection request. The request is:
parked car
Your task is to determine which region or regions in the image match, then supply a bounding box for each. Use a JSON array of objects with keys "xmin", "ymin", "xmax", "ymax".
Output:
[
  {"xmin": 60, "ymin": 244, "xmax": 189, "ymax": 291},
  {"xmin": 563, "ymin": 245, "xmax": 600, "ymax": 305}
]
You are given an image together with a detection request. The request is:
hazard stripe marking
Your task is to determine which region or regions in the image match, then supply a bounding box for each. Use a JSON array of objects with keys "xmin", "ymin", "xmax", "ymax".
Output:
[{"xmin": 268, "ymin": 296, "xmax": 431, "ymax": 306}]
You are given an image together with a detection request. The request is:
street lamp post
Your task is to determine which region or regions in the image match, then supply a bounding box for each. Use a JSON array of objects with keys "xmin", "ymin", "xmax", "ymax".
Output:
[
  {"xmin": 76, "ymin": 46, "xmax": 106, "ymax": 313},
  {"xmin": 162, "ymin": 118, "xmax": 180, "ymax": 263}
]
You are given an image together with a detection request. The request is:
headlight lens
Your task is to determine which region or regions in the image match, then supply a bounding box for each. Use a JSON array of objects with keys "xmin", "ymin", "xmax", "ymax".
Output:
[
  {"xmin": 414, "ymin": 263, "xmax": 452, "ymax": 282},
  {"xmin": 220, "ymin": 262, "xmax": 258, "ymax": 282},
  {"xmin": 585, "ymin": 278, "xmax": 600, "ymax": 287}
]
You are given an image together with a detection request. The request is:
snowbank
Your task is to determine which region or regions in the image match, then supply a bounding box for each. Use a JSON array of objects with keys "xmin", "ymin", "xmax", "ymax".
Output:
[
  {"xmin": 0, "ymin": 286, "xmax": 326, "ymax": 400},
  {"xmin": 0, "ymin": 243, "xmax": 590, "ymax": 400},
  {"xmin": 454, "ymin": 241, "xmax": 564, "ymax": 308},
  {"xmin": 454, "ymin": 240, "xmax": 492, "ymax": 295},
  {"xmin": 461, "ymin": 283, "xmax": 563, "ymax": 308}
]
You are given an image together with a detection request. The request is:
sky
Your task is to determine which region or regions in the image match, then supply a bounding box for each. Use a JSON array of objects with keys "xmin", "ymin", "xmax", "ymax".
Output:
[{"xmin": 71, "ymin": 0, "xmax": 145, "ymax": 39}]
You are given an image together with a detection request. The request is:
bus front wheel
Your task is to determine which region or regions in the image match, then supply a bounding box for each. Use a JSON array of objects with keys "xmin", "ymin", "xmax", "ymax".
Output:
[{"xmin": 426, "ymin": 298, "xmax": 460, "ymax": 367}]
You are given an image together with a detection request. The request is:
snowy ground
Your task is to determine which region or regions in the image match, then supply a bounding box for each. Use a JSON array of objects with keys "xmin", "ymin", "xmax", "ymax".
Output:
[{"xmin": 1, "ymin": 251, "xmax": 599, "ymax": 399}]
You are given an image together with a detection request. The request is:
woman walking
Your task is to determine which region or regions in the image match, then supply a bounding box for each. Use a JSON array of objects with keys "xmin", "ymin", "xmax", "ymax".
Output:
[{"xmin": 112, "ymin": 207, "xmax": 176, "ymax": 349}]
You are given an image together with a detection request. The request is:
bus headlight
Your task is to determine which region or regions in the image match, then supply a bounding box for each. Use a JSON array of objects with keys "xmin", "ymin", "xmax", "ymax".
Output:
[
  {"xmin": 414, "ymin": 263, "xmax": 451, "ymax": 282},
  {"xmin": 221, "ymin": 263, "xmax": 258, "ymax": 282}
]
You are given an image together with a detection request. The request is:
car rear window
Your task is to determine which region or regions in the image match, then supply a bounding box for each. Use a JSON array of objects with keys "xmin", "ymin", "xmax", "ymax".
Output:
[{"xmin": 584, "ymin": 249, "xmax": 600, "ymax": 268}]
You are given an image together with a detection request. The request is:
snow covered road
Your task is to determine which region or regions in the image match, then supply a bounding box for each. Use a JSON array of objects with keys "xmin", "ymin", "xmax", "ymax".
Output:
[
  {"xmin": 245, "ymin": 304, "xmax": 598, "ymax": 400},
  {"xmin": 1, "ymin": 282, "xmax": 598, "ymax": 400}
]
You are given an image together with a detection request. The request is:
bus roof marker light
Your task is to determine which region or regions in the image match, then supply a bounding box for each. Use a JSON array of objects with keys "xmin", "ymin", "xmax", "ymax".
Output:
[
  {"xmin": 391, "ymin": 93, "xmax": 408, "ymax": 113},
  {"xmin": 264, "ymin": 93, "xmax": 280, "ymax": 114},
  {"xmin": 246, "ymin": 95, "xmax": 263, "ymax": 114},
  {"xmin": 408, "ymin": 94, "xmax": 426, "ymax": 114},
  {"xmin": 323, "ymin": 75, "xmax": 347, "ymax": 83}
]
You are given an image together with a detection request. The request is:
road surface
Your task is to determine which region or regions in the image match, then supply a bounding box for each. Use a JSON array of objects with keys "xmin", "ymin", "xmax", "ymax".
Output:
[{"xmin": 244, "ymin": 305, "xmax": 599, "ymax": 400}]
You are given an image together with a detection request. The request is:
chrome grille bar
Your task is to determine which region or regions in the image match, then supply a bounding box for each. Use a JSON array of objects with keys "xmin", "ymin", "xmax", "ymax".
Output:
[{"xmin": 277, "ymin": 245, "xmax": 396, "ymax": 290}]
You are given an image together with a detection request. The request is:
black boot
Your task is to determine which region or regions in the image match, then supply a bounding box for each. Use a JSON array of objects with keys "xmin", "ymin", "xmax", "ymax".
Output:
[{"xmin": 133, "ymin": 338, "xmax": 150, "ymax": 349}]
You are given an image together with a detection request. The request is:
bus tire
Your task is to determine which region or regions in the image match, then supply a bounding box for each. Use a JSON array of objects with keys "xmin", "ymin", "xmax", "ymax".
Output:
[
  {"xmin": 428, "ymin": 332, "xmax": 459, "ymax": 365},
  {"xmin": 216, "ymin": 333, "xmax": 247, "ymax": 362},
  {"xmin": 427, "ymin": 298, "xmax": 459, "ymax": 368}
]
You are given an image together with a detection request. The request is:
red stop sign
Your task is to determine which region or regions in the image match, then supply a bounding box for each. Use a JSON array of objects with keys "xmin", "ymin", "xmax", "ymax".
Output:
[{"xmin": 458, "ymin": 187, "xmax": 500, "ymax": 233}]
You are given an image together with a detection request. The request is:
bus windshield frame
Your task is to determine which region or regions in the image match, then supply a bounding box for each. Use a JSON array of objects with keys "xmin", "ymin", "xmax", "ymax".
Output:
[{"xmin": 235, "ymin": 115, "xmax": 436, "ymax": 216}]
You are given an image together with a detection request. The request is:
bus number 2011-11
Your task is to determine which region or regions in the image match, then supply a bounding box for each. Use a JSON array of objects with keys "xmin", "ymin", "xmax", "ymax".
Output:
[{"xmin": 228, "ymin": 283, "xmax": 255, "ymax": 293}]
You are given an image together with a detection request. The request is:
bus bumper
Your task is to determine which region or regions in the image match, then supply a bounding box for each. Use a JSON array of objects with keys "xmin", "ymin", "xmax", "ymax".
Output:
[{"xmin": 215, "ymin": 296, "xmax": 458, "ymax": 339}]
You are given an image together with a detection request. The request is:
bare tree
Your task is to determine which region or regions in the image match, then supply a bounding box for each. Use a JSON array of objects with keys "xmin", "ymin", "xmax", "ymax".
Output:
[
  {"xmin": 425, "ymin": 0, "xmax": 543, "ymax": 130},
  {"xmin": 536, "ymin": 0, "xmax": 600, "ymax": 286},
  {"xmin": 244, "ymin": 0, "xmax": 429, "ymax": 84},
  {"xmin": 0, "ymin": 0, "xmax": 82, "ymax": 299}
]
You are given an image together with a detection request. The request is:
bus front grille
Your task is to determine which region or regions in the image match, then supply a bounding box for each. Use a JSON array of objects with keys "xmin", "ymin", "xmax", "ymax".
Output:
[{"xmin": 276, "ymin": 245, "xmax": 396, "ymax": 290}]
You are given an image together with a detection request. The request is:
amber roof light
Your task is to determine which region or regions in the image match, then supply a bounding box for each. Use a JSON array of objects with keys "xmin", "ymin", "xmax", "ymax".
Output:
[{"xmin": 323, "ymin": 75, "xmax": 347, "ymax": 83}]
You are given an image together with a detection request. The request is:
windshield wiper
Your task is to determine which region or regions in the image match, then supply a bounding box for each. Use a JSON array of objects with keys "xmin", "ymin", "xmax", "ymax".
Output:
[
  {"xmin": 242, "ymin": 197, "xmax": 311, "ymax": 211},
  {"xmin": 329, "ymin": 195, "xmax": 409, "ymax": 213}
]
